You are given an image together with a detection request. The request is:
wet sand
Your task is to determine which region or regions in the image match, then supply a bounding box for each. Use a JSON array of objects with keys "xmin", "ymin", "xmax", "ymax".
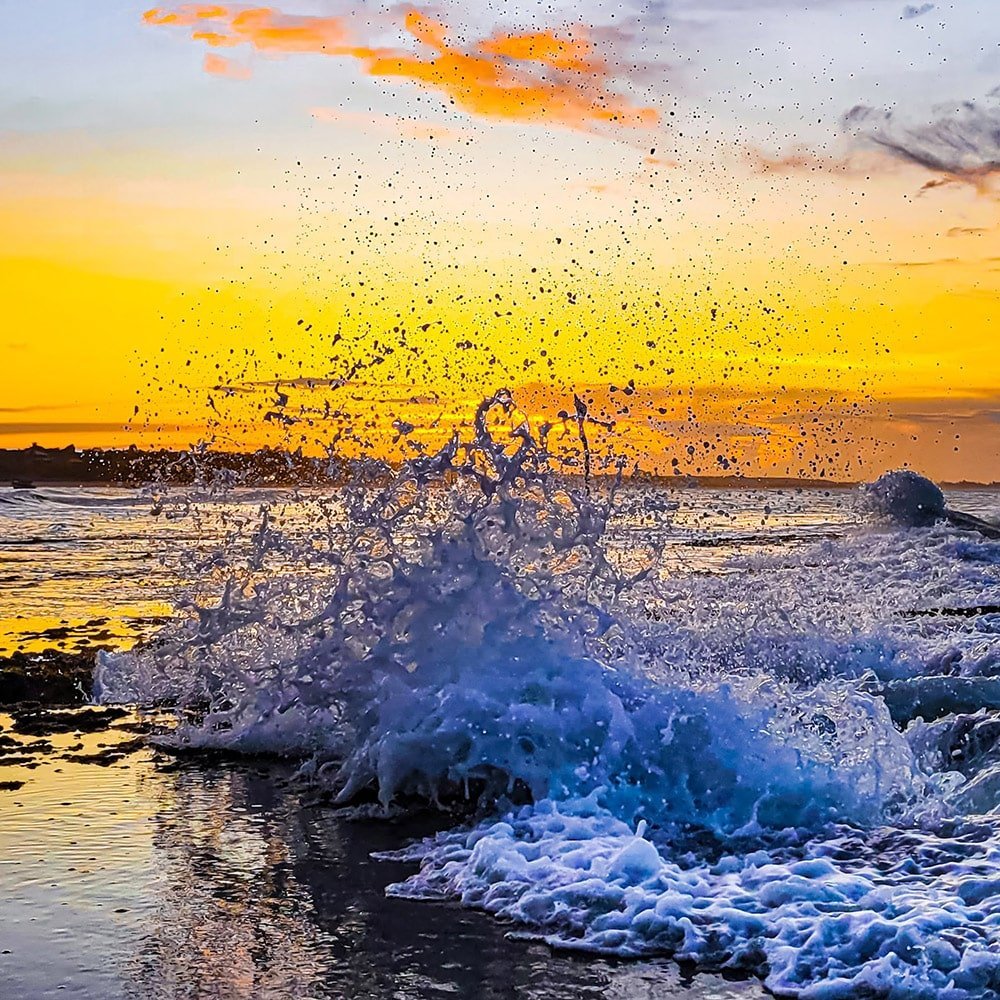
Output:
[{"xmin": 0, "ymin": 706, "xmax": 766, "ymax": 1000}]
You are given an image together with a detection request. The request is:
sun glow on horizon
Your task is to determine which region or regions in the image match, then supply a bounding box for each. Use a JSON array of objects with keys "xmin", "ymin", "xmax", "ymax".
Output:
[{"xmin": 1, "ymin": 1, "xmax": 999, "ymax": 480}]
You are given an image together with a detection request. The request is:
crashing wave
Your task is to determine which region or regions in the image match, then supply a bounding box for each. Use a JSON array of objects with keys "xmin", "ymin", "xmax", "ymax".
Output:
[
  {"xmin": 861, "ymin": 470, "xmax": 947, "ymax": 527},
  {"xmin": 863, "ymin": 470, "xmax": 1000, "ymax": 540},
  {"xmin": 94, "ymin": 392, "xmax": 1000, "ymax": 996}
]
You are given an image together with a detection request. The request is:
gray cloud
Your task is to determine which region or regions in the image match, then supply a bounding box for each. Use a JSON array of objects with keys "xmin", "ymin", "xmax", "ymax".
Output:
[
  {"xmin": 901, "ymin": 3, "xmax": 935, "ymax": 19},
  {"xmin": 844, "ymin": 100, "xmax": 1000, "ymax": 177},
  {"xmin": 653, "ymin": 0, "xmax": 899, "ymax": 9},
  {"xmin": 889, "ymin": 393, "xmax": 1000, "ymax": 425},
  {"xmin": 890, "ymin": 408, "xmax": 1000, "ymax": 426},
  {"xmin": 0, "ymin": 422, "xmax": 130, "ymax": 436}
]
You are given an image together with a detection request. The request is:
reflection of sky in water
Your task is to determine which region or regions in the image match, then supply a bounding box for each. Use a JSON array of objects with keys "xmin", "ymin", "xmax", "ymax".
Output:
[
  {"xmin": 0, "ymin": 725, "xmax": 760, "ymax": 999},
  {"xmin": 0, "ymin": 483, "xmax": 853, "ymax": 654},
  {"xmin": 3, "ymin": 483, "xmax": 997, "ymax": 653}
]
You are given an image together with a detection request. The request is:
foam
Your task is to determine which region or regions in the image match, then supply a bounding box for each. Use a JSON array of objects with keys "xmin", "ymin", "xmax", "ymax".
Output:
[{"xmin": 384, "ymin": 800, "xmax": 1000, "ymax": 998}]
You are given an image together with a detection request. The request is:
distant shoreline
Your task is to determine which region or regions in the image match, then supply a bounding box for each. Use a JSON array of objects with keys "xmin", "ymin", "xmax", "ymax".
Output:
[{"xmin": 2, "ymin": 445, "xmax": 997, "ymax": 490}]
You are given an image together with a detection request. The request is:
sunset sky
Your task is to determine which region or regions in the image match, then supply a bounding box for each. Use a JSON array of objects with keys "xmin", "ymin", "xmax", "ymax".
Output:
[{"xmin": 2, "ymin": 0, "xmax": 999, "ymax": 480}]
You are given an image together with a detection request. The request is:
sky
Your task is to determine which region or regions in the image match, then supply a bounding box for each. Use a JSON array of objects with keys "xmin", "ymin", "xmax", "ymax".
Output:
[{"xmin": 2, "ymin": 0, "xmax": 999, "ymax": 480}]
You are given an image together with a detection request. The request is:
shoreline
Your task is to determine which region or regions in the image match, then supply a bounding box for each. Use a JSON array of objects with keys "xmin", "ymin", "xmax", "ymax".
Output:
[
  {"xmin": 0, "ymin": 700, "xmax": 767, "ymax": 1000},
  {"xmin": 6, "ymin": 475, "xmax": 1000, "ymax": 491}
]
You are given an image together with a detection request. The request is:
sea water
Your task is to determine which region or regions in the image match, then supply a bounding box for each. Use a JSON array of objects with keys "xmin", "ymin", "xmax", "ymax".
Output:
[{"xmin": 5, "ymin": 397, "xmax": 1000, "ymax": 997}]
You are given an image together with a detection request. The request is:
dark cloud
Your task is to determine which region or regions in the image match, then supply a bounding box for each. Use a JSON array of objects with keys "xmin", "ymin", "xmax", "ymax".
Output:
[
  {"xmin": 0, "ymin": 422, "xmax": 130, "ymax": 436},
  {"xmin": 892, "ymin": 408, "xmax": 1000, "ymax": 426},
  {"xmin": 883, "ymin": 257, "xmax": 961, "ymax": 268},
  {"xmin": 0, "ymin": 404, "xmax": 80, "ymax": 414},
  {"xmin": 656, "ymin": 0, "xmax": 898, "ymax": 9},
  {"xmin": 844, "ymin": 100, "xmax": 1000, "ymax": 178},
  {"xmin": 889, "ymin": 393, "xmax": 1000, "ymax": 426},
  {"xmin": 0, "ymin": 422, "xmax": 202, "ymax": 436}
]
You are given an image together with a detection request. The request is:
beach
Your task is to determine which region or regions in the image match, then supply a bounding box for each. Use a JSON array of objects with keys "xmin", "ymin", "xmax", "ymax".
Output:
[
  {"xmin": 7, "ymin": 0, "xmax": 1000, "ymax": 994},
  {"xmin": 0, "ymin": 706, "xmax": 762, "ymax": 1000}
]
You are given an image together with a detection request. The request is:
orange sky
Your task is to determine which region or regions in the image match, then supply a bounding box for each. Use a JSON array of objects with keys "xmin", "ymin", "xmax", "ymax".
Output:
[{"xmin": 2, "ymin": 1, "xmax": 999, "ymax": 480}]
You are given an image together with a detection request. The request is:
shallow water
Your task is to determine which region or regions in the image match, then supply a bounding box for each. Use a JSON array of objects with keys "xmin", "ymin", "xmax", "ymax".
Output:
[
  {"xmin": 1, "ymin": 480, "xmax": 965, "ymax": 654},
  {"xmin": 0, "ymin": 714, "xmax": 761, "ymax": 1000}
]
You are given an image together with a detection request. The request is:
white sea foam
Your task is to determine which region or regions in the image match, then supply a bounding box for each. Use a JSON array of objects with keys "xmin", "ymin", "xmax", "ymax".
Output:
[{"xmin": 383, "ymin": 800, "xmax": 1000, "ymax": 998}]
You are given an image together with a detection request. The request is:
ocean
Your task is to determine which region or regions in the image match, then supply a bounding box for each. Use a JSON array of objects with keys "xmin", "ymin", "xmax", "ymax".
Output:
[{"xmin": 2, "ymin": 449, "xmax": 1000, "ymax": 997}]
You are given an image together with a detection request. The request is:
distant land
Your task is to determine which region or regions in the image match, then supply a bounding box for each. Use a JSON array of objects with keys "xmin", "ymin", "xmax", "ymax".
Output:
[
  {"xmin": 1, "ymin": 445, "xmax": 997, "ymax": 490},
  {"xmin": 0, "ymin": 444, "xmax": 350, "ymax": 487}
]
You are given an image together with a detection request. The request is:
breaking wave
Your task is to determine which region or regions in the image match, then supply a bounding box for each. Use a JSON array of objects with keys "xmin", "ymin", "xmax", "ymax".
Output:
[{"xmin": 94, "ymin": 397, "xmax": 1000, "ymax": 997}]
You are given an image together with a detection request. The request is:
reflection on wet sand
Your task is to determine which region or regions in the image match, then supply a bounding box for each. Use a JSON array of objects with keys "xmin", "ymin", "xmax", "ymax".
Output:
[
  {"xmin": 128, "ymin": 763, "xmax": 332, "ymax": 999},
  {"xmin": 0, "ymin": 721, "xmax": 760, "ymax": 999},
  {"xmin": 132, "ymin": 761, "xmax": 761, "ymax": 999}
]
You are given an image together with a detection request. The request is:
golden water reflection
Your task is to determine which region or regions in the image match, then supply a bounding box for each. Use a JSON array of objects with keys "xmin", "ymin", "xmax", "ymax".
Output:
[{"xmin": 0, "ymin": 723, "xmax": 762, "ymax": 1000}]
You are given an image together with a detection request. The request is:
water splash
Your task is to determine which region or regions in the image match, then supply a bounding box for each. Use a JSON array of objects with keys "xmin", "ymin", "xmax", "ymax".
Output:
[
  {"xmin": 96, "ymin": 392, "xmax": 924, "ymax": 827},
  {"xmin": 863, "ymin": 470, "xmax": 1000, "ymax": 540},
  {"xmin": 862, "ymin": 470, "xmax": 947, "ymax": 527},
  {"xmin": 93, "ymin": 392, "xmax": 1000, "ymax": 996}
]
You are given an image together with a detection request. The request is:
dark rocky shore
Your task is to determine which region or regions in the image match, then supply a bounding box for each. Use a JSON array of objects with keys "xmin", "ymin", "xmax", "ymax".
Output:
[
  {"xmin": 0, "ymin": 650, "xmax": 163, "ymax": 776},
  {"xmin": 0, "ymin": 649, "xmax": 97, "ymax": 707},
  {"xmin": 0, "ymin": 443, "xmax": 353, "ymax": 487}
]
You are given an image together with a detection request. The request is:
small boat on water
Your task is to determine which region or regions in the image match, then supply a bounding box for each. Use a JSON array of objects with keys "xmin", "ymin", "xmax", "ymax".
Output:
[{"xmin": 11, "ymin": 479, "xmax": 35, "ymax": 490}]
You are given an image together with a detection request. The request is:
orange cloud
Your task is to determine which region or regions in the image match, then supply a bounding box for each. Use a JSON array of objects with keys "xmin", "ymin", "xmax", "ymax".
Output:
[
  {"xmin": 144, "ymin": 5, "xmax": 354, "ymax": 53},
  {"xmin": 203, "ymin": 52, "xmax": 251, "ymax": 79},
  {"xmin": 143, "ymin": 4, "xmax": 658, "ymax": 132},
  {"xmin": 364, "ymin": 13, "xmax": 657, "ymax": 131},
  {"xmin": 476, "ymin": 30, "xmax": 598, "ymax": 73}
]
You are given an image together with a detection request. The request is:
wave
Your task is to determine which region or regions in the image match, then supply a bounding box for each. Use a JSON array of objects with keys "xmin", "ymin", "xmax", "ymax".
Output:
[
  {"xmin": 93, "ymin": 400, "xmax": 1000, "ymax": 996},
  {"xmin": 0, "ymin": 485, "xmax": 296, "ymax": 513},
  {"xmin": 0, "ymin": 487, "xmax": 147, "ymax": 511}
]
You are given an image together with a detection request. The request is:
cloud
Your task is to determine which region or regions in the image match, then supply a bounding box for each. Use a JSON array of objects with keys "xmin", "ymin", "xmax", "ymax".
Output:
[
  {"xmin": 843, "ymin": 101, "xmax": 1000, "ymax": 183},
  {"xmin": 732, "ymin": 143, "xmax": 892, "ymax": 182},
  {"xmin": 144, "ymin": 5, "xmax": 355, "ymax": 53},
  {"xmin": 475, "ymin": 30, "xmax": 599, "ymax": 73},
  {"xmin": 747, "ymin": 146, "xmax": 853, "ymax": 176},
  {"xmin": 904, "ymin": 408, "xmax": 1000, "ymax": 425},
  {"xmin": 888, "ymin": 391, "xmax": 1000, "ymax": 426},
  {"xmin": 883, "ymin": 257, "xmax": 960, "ymax": 268},
  {"xmin": 0, "ymin": 422, "xmax": 132, "ymax": 436},
  {"xmin": 366, "ymin": 11, "xmax": 658, "ymax": 130},
  {"xmin": 901, "ymin": 3, "xmax": 935, "ymax": 19},
  {"xmin": 203, "ymin": 52, "xmax": 252, "ymax": 79},
  {"xmin": 0, "ymin": 403, "xmax": 81, "ymax": 414},
  {"xmin": 143, "ymin": 5, "xmax": 659, "ymax": 133}
]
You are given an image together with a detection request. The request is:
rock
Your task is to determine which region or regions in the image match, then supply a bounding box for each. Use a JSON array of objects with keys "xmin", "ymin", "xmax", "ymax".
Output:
[
  {"xmin": 10, "ymin": 706, "xmax": 128, "ymax": 736},
  {"xmin": 0, "ymin": 650, "xmax": 97, "ymax": 706},
  {"xmin": 61, "ymin": 738, "xmax": 146, "ymax": 766}
]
